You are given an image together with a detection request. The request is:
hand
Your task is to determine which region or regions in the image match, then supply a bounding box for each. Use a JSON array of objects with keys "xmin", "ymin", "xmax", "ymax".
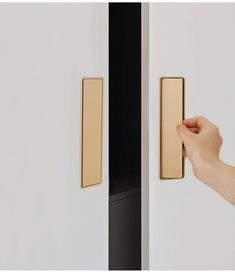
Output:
[
  {"xmin": 177, "ymin": 116, "xmax": 223, "ymax": 182},
  {"xmin": 177, "ymin": 116, "xmax": 235, "ymax": 205}
]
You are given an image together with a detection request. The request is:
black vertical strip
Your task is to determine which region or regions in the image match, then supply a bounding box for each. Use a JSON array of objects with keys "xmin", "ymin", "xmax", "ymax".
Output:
[
  {"xmin": 109, "ymin": 3, "xmax": 141, "ymax": 270},
  {"xmin": 109, "ymin": 3, "xmax": 141, "ymax": 195}
]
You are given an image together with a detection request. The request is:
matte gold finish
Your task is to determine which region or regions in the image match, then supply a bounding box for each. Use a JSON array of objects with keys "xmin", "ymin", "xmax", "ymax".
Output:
[
  {"xmin": 160, "ymin": 77, "xmax": 184, "ymax": 179},
  {"xmin": 81, "ymin": 78, "xmax": 103, "ymax": 187}
]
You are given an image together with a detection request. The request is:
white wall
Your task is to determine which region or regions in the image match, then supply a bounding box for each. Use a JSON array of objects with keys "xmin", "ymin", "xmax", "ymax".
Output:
[
  {"xmin": 142, "ymin": 3, "xmax": 235, "ymax": 269},
  {"xmin": 0, "ymin": 3, "xmax": 108, "ymax": 269}
]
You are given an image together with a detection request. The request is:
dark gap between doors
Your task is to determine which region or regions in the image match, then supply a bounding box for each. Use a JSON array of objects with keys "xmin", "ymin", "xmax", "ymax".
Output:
[{"xmin": 109, "ymin": 3, "xmax": 141, "ymax": 270}]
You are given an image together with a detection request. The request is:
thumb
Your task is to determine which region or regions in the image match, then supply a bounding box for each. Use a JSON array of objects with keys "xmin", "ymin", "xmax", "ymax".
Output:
[{"xmin": 177, "ymin": 124, "xmax": 194, "ymax": 144}]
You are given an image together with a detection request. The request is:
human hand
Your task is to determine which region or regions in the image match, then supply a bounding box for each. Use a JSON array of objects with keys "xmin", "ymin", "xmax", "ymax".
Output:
[
  {"xmin": 177, "ymin": 116, "xmax": 223, "ymax": 181},
  {"xmin": 177, "ymin": 116, "xmax": 235, "ymax": 204}
]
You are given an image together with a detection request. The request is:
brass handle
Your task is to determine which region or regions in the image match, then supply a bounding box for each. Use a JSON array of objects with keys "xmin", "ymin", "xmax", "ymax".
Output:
[
  {"xmin": 81, "ymin": 78, "xmax": 103, "ymax": 187},
  {"xmin": 160, "ymin": 77, "xmax": 184, "ymax": 179}
]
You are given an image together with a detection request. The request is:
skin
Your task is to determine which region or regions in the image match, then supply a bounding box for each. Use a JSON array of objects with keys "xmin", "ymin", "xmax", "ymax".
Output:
[{"xmin": 177, "ymin": 116, "xmax": 235, "ymax": 205}]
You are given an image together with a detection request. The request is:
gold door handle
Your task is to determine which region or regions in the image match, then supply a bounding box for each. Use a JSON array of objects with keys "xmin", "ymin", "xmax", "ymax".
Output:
[
  {"xmin": 160, "ymin": 77, "xmax": 184, "ymax": 179},
  {"xmin": 81, "ymin": 78, "xmax": 103, "ymax": 187}
]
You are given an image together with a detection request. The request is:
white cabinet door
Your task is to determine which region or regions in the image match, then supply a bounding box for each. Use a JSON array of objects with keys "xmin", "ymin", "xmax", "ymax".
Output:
[
  {"xmin": 0, "ymin": 3, "xmax": 108, "ymax": 269},
  {"xmin": 142, "ymin": 3, "xmax": 235, "ymax": 269}
]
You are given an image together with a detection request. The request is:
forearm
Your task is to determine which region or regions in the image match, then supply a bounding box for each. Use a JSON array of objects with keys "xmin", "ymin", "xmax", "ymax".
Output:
[{"xmin": 197, "ymin": 159, "xmax": 235, "ymax": 205}]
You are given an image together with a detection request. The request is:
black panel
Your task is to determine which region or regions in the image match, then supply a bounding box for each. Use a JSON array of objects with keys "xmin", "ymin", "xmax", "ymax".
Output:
[
  {"xmin": 109, "ymin": 194, "xmax": 141, "ymax": 270},
  {"xmin": 109, "ymin": 3, "xmax": 141, "ymax": 195},
  {"xmin": 109, "ymin": 3, "xmax": 141, "ymax": 270}
]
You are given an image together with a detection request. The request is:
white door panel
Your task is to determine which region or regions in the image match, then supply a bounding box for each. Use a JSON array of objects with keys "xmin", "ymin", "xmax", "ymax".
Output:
[
  {"xmin": 0, "ymin": 3, "xmax": 108, "ymax": 269},
  {"xmin": 142, "ymin": 3, "xmax": 235, "ymax": 269}
]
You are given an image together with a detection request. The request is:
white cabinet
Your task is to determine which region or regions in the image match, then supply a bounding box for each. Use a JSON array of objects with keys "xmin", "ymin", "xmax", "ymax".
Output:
[
  {"xmin": 142, "ymin": 3, "xmax": 235, "ymax": 270},
  {"xmin": 1, "ymin": 3, "xmax": 235, "ymax": 270},
  {"xmin": 0, "ymin": 3, "xmax": 108, "ymax": 269}
]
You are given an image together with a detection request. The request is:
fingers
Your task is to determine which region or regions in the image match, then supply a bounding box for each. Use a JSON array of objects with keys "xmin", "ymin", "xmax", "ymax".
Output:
[
  {"xmin": 188, "ymin": 127, "xmax": 199, "ymax": 134},
  {"xmin": 183, "ymin": 116, "xmax": 211, "ymax": 129},
  {"xmin": 177, "ymin": 124, "xmax": 194, "ymax": 144}
]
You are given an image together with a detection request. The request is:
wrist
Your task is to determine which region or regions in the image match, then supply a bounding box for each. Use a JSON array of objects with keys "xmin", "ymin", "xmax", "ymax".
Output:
[
  {"xmin": 195, "ymin": 158, "xmax": 235, "ymax": 205},
  {"xmin": 193, "ymin": 157, "xmax": 223, "ymax": 185}
]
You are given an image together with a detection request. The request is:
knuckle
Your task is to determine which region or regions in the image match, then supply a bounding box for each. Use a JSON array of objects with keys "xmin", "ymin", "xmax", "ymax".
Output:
[
  {"xmin": 197, "ymin": 115, "xmax": 204, "ymax": 121},
  {"xmin": 198, "ymin": 116, "xmax": 208, "ymax": 122}
]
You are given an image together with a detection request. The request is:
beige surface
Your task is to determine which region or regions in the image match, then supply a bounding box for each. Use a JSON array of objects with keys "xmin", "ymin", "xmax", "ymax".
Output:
[
  {"xmin": 81, "ymin": 78, "xmax": 103, "ymax": 187},
  {"xmin": 160, "ymin": 77, "xmax": 184, "ymax": 179}
]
